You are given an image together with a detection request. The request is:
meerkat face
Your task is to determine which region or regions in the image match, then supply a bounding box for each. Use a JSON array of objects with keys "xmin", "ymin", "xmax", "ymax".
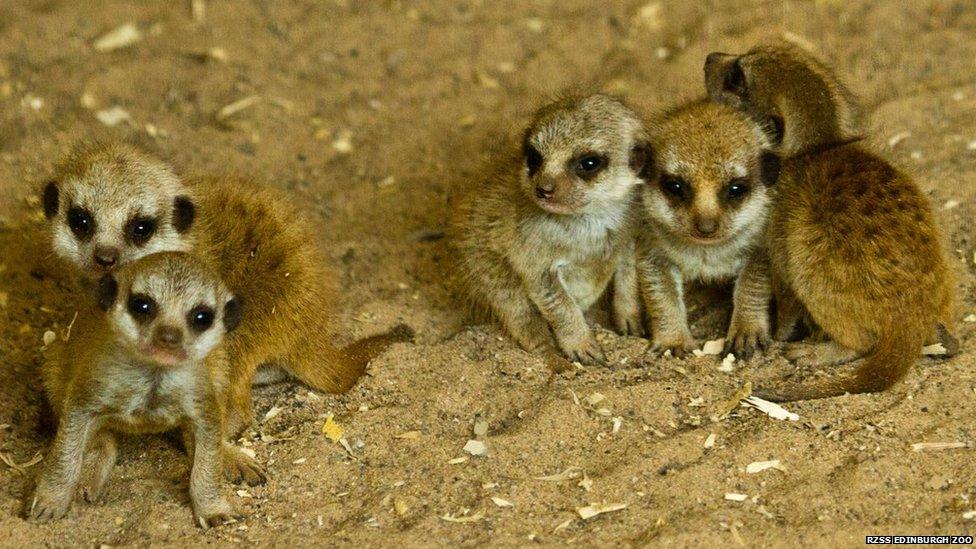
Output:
[
  {"xmin": 43, "ymin": 145, "xmax": 196, "ymax": 278},
  {"xmin": 703, "ymin": 43, "xmax": 861, "ymax": 152},
  {"xmin": 643, "ymin": 101, "xmax": 779, "ymax": 245},
  {"xmin": 97, "ymin": 252, "xmax": 241, "ymax": 367},
  {"xmin": 519, "ymin": 94, "xmax": 651, "ymax": 216}
]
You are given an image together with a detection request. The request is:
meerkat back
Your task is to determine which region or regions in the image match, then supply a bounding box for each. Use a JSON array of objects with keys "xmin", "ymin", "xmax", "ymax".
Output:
[{"xmin": 703, "ymin": 42, "xmax": 956, "ymax": 401}]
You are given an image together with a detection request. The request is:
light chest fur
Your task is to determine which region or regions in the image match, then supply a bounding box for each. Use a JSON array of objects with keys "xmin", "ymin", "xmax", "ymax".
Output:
[
  {"xmin": 94, "ymin": 360, "xmax": 200, "ymax": 434},
  {"xmin": 513, "ymin": 206, "xmax": 630, "ymax": 309}
]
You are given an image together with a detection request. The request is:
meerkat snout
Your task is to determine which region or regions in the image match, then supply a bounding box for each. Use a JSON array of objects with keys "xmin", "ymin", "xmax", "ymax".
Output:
[
  {"xmin": 98, "ymin": 252, "xmax": 241, "ymax": 367},
  {"xmin": 43, "ymin": 144, "xmax": 196, "ymax": 277}
]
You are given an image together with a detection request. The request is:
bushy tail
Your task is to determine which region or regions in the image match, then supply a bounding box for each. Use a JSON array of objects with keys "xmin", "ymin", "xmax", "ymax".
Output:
[
  {"xmin": 283, "ymin": 324, "xmax": 415, "ymax": 394},
  {"xmin": 753, "ymin": 330, "xmax": 924, "ymax": 403}
]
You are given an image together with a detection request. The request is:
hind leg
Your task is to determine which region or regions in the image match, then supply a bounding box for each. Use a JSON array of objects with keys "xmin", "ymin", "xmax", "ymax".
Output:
[
  {"xmin": 224, "ymin": 358, "xmax": 261, "ymax": 439},
  {"xmin": 77, "ymin": 431, "xmax": 118, "ymax": 503}
]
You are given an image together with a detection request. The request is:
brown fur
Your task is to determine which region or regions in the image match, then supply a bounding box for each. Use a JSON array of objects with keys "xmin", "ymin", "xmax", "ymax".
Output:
[
  {"xmin": 638, "ymin": 100, "xmax": 779, "ymax": 359},
  {"xmin": 44, "ymin": 143, "xmax": 413, "ymax": 438},
  {"xmin": 705, "ymin": 43, "xmax": 956, "ymax": 401},
  {"xmin": 32, "ymin": 253, "xmax": 246, "ymax": 527},
  {"xmin": 450, "ymin": 94, "xmax": 650, "ymax": 365}
]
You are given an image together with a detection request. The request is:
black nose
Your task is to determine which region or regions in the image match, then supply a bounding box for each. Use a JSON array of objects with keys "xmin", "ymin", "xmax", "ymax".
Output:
[
  {"xmin": 94, "ymin": 246, "xmax": 119, "ymax": 267},
  {"xmin": 535, "ymin": 185, "xmax": 554, "ymax": 199},
  {"xmin": 155, "ymin": 326, "xmax": 183, "ymax": 347}
]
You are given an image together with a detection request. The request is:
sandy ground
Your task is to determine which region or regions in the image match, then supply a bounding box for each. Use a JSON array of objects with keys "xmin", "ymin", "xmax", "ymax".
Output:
[{"xmin": 1, "ymin": 0, "xmax": 976, "ymax": 546}]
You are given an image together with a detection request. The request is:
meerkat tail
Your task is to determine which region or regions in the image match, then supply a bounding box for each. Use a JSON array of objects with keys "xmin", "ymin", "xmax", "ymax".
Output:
[
  {"xmin": 283, "ymin": 324, "xmax": 415, "ymax": 394},
  {"xmin": 753, "ymin": 330, "xmax": 925, "ymax": 402}
]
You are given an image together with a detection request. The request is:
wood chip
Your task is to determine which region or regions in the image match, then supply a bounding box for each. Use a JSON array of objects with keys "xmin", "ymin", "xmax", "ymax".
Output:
[
  {"xmin": 577, "ymin": 502, "xmax": 627, "ymax": 520},
  {"xmin": 745, "ymin": 459, "xmax": 785, "ymax": 474},
  {"xmin": 215, "ymin": 95, "xmax": 261, "ymax": 122},
  {"xmin": 448, "ymin": 456, "xmax": 469, "ymax": 464},
  {"xmin": 964, "ymin": 314, "xmax": 976, "ymax": 323},
  {"xmin": 292, "ymin": 458, "xmax": 306, "ymax": 465},
  {"xmin": 473, "ymin": 419, "xmax": 489, "ymax": 438},
  {"xmin": 583, "ymin": 392, "xmax": 605, "ymax": 406},
  {"xmin": 491, "ymin": 497, "xmax": 514, "ymax": 508},
  {"xmin": 535, "ymin": 466, "xmax": 582, "ymax": 482},
  {"xmin": 694, "ymin": 338, "xmax": 724, "ymax": 356},
  {"xmin": 463, "ymin": 439, "xmax": 488, "ymax": 457},
  {"xmin": 96, "ymin": 106, "xmax": 131, "ymax": 127},
  {"xmin": 439, "ymin": 511, "xmax": 484, "ymax": 523},
  {"xmin": 964, "ymin": 510, "xmax": 976, "ymax": 521},
  {"xmin": 553, "ymin": 518, "xmax": 574, "ymax": 533},
  {"xmin": 724, "ymin": 493, "xmax": 749, "ymax": 502},
  {"xmin": 0, "ymin": 451, "xmax": 42, "ymax": 475},
  {"xmin": 921, "ymin": 343, "xmax": 948, "ymax": 356},
  {"xmin": 42, "ymin": 330, "xmax": 56, "ymax": 348},
  {"xmin": 719, "ymin": 353, "xmax": 736, "ymax": 372},
  {"xmin": 911, "ymin": 441, "xmax": 968, "ymax": 452},
  {"xmin": 743, "ymin": 396, "xmax": 799, "ymax": 421},
  {"xmin": 703, "ymin": 433, "xmax": 717, "ymax": 449},
  {"xmin": 395, "ymin": 430, "xmax": 421, "ymax": 440},
  {"xmin": 94, "ymin": 23, "xmax": 143, "ymax": 52},
  {"xmin": 262, "ymin": 405, "xmax": 283, "ymax": 422},
  {"xmin": 322, "ymin": 415, "xmax": 344, "ymax": 442}
]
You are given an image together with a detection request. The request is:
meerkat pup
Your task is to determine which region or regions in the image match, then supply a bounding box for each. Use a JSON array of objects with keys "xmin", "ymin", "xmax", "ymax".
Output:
[
  {"xmin": 704, "ymin": 42, "xmax": 956, "ymax": 401},
  {"xmin": 42, "ymin": 143, "xmax": 412, "ymax": 445},
  {"xmin": 30, "ymin": 253, "xmax": 244, "ymax": 527},
  {"xmin": 638, "ymin": 100, "xmax": 779, "ymax": 359},
  {"xmin": 451, "ymin": 94, "xmax": 650, "ymax": 364}
]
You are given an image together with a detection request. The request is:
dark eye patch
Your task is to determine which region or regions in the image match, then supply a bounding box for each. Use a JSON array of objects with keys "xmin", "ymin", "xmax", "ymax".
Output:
[
  {"xmin": 524, "ymin": 143, "xmax": 543, "ymax": 177},
  {"xmin": 67, "ymin": 206, "xmax": 95, "ymax": 241},
  {"xmin": 125, "ymin": 215, "xmax": 158, "ymax": 246},
  {"xmin": 572, "ymin": 153, "xmax": 608, "ymax": 181},
  {"xmin": 127, "ymin": 293, "xmax": 157, "ymax": 323},
  {"xmin": 659, "ymin": 174, "xmax": 690, "ymax": 201},
  {"xmin": 725, "ymin": 178, "xmax": 751, "ymax": 201},
  {"xmin": 187, "ymin": 305, "xmax": 215, "ymax": 333}
]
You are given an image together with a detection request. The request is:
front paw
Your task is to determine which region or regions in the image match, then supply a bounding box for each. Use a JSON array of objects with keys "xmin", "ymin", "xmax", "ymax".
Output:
[
  {"xmin": 559, "ymin": 334, "xmax": 607, "ymax": 366},
  {"xmin": 724, "ymin": 321, "xmax": 770, "ymax": 360},
  {"xmin": 648, "ymin": 331, "xmax": 699, "ymax": 359},
  {"xmin": 614, "ymin": 309, "xmax": 646, "ymax": 337},
  {"xmin": 193, "ymin": 498, "xmax": 241, "ymax": 529},
  {"xmin": 28, "ymin": 482, "xmax": 73, "ymax": 522}
]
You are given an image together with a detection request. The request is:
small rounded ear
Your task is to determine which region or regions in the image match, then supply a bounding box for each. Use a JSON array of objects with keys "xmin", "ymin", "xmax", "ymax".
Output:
[
  {"xmin": 97, "ymin": 274, "xmax": 119, "ymax": 311},
  {"xmin": 43, "ymin": 181, "xmax": 59, "ymax": 219},
  {"xmin": 723, "ymin": 58, "xmax": 747, "ymax": 96},
  {"xmin": 173, "ymin": 196, "xmax": 195, "ymax": 233},
  {"xmin": 223, "ymin": 297, "xmax": 242, "ymax": 332},
  {"xmin": 629, "ymin": 140, "xmax": 655, "ymax": 181},
  {"xmin": 760, "ymin": 151, "xmax": 781, "ymax": 187}
]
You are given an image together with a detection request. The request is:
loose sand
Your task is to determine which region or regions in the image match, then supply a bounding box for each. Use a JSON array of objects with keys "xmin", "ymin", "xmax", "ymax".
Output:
[{"xmin": 1, "ymin": 1, "xmax": 975, "ymax": 546}]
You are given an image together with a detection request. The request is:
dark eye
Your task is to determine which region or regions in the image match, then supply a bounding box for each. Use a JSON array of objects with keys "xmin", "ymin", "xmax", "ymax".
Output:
[
  {"xmin": 727, "ymin": 179, "xmax": 750, "ymax": 199},
  {"xmin": 188, "ymin": 306, "xmax": 215, "ymax": 332},
  {"xmin": 127, "ymin": 217, "xmax": 157, "ymax": 245},
  {"xmin": 525, "ymin": 144, "xmax": 543, "ymax": 176},
  {"xmin": 574, "ymin": 155, "xmax": 606, "ymax": 179},
  {"xmin": 67, "ymin": 207, "xmax": 95, "ymax": 240},
  {"xmin": 659, "ymin": 175, "xmax": 687, "ymax": 199},
  {"xmin": 127, "ymin": 294, "xmax": 157, "ymax": 322}
]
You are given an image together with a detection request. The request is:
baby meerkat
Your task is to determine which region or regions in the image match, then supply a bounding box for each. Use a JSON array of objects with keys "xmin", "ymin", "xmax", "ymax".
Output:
[
  {"xmin": 638, "ymin": 100, "xmax": 779, "ymax": 359},
  {"xmin": 31, "ymin": 252, "xmax": 245, "ymax": 527},
  {"xmin": 451, "ymin": 94, "xmax": 651, "ymax": 364},
  {"xmin": 43, "ymin": 144, "xmax": 412, "ymax": 440},
  {"xmin": 704, "ymin": 43, "xmax": 956, "ymax": 401}
]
